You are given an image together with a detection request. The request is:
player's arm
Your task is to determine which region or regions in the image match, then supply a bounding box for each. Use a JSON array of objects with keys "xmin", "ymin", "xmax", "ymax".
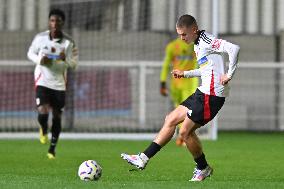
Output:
[
  {"xmin": 64, "ymin": 41, "xmax": 78, "ymax": 69},
  {"xmin": 210, "ymin": 38, "xmax": 240, "ymax": 85},
  {"xmin": 171, "ymin": 69, "xmax": 201, "ymax": 78},
  {"xmin": 159, "ymin": 45, "xmax": 173, "ymax": 96},
  {"xmin": 221, "ymin": 41, "xmax": 240, "ymax": 82},
  {"xmin": 27, "ymin": 35, "xmax": 52, "ymax": 66}
]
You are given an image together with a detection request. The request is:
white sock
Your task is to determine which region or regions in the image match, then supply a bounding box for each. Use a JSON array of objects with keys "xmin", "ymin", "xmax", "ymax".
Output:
[{"xmin": 139, "ymin": 153, "xmax": 149, "ymax": 162}]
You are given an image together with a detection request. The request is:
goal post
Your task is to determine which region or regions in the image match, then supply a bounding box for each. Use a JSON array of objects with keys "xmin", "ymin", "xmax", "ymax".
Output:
[{"xmin": 210, "ymin": 0, "xmax": 220, "ymax": 141}]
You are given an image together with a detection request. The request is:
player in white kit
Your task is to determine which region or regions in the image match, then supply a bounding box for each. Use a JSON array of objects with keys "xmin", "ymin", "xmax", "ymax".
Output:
[
  {"xmin": 121, "ymin": 15, "xmax": 240, "ymax": 181},
  {"xmin": 27, "ymin": 9, "xmax": 78, "ymax": 159}
]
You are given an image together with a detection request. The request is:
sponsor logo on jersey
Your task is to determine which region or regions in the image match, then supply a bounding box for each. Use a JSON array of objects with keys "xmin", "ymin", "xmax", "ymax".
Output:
[
  {"xmin": 51, "ymin": 47, "xmax": 56, "ymax": 53},
  {"xmin": 198, "ymin": 56, "xmax": 208, "ymax": 65},
  {"xmin": 176, "ymin": 55, "xmax": 194, "ymax": 61}
]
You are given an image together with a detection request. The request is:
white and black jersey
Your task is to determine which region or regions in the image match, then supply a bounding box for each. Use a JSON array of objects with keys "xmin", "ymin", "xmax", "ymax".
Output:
[
  {"xmin": 184, "ymin": 30, "xmax": 240, "ymax": 97},
  {"xmin": 27, "ymin": 30, "xmax": 78, "ymax": 91}
]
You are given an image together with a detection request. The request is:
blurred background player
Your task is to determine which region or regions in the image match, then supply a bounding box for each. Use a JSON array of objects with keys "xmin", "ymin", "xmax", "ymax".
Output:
[
  {"xmin": 27, "ymin": 9, "xmax": 78, "ymax": 159},
  {"xmin": 160, "ymin": 38, "xmax": 198, "ymax": 146}
]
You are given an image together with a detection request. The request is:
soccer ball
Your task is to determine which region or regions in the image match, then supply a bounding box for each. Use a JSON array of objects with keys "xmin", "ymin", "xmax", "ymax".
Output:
[{"xmin": 78, "ymin": 160, "xmax": 102, "ymax": 181}]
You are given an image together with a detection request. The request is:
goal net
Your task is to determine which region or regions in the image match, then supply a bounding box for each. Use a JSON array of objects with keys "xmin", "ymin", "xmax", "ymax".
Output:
[
  {"xmin": 0, "ymin": 60, "xmax": 220, "ymax": 139},
  {"xmin": 2, "ymin": 60, "xmax": 284, "ymax": 140},
  {"xmin": 0, "ymin": 0, "xmax": 222, "ymax": 139},
  {"xmin": 1, "ymin": 0, "xmax": 283, "ymax": 140}
]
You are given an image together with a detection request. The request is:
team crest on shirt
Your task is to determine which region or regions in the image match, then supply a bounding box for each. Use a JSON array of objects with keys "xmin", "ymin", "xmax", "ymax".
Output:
[{"xmin": 212, "ymin": 39, "xmax": 222, "ymax": 50}]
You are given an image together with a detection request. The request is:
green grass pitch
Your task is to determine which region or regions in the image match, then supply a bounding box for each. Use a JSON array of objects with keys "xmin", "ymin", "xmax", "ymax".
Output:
[{"xmin": 0, "ymin": 132, "xmax": 283, "ymax": 189}]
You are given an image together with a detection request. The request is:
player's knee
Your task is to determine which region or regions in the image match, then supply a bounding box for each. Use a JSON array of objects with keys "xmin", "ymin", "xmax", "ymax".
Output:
[
  {"xmin": 164, "ymin": 114, "xmax": 179, "ymax": 127},
  {"xmin": 180, "ymin": 129, "xmax": 189, "ymax": 141},
  {"xmin": 38, "ymin": 105, "xmax": 49, "ymax": 114}
]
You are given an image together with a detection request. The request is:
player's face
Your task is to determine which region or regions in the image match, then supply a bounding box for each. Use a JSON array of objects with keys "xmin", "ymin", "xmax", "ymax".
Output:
[
  {"xmin": 176, "ymin": 26, "xmax": 197, "ymax": 44},
  {"xmin": 49, "ymin": 15, "xmax": 64, "ymax": 33}
]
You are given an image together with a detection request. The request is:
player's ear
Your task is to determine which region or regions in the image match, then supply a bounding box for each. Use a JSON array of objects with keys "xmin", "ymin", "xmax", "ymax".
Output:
[{"xmin": 192, "ymin": 25, "xmax": 198, "ymax": 34}]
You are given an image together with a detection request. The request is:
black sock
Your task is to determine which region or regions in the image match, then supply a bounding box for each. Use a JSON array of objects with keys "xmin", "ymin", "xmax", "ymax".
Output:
[
  {"xmin": 38, "ymin": 114, "xmax": 48, "ymax": 134},
  {"xmin": 194, "ymin": 153, "xmax": 208, "ymax": 170},
  {"xmin": 49, "ymin": 117, "xmax": 62, "ymax": 154},
  {"xmin": 49, "ymin": 134, "xmax": 59, "ymax": 154},
  {"xmin": 143, "ymin": 142, "xmax": 162, "ymax": 159}
]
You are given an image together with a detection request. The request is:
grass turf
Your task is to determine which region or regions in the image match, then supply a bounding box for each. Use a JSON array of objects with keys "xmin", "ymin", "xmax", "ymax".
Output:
[{"xmin": 0, "ymin": 132, "xmax": 283, "ymax": 189}]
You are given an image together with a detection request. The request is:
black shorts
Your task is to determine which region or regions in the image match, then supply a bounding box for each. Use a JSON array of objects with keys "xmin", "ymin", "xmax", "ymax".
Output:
[
  {"xmin": 180, "ymin": 89, "xmax": 225, "ymax": 126},
  {"xmin": 35, "ymin": 86, "xmax": 66, "ymax": 112}
]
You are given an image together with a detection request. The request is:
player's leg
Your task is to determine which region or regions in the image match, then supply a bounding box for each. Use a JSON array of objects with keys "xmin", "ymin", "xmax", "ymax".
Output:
[
  {"xmin": 180, "ymin": 89, "xmax": 225, "ymax": 181},
  {"xmin": 47, "ymin": 109, "xmax": 62, "ymax": 159},
  {"xmin": 179, "ymin": 118, "xmax": 202, "ymax": 158},
  {"xmin": 37, "ymin": 105, "xmax": 50, "ymax": 144},
  {"xmin": 169, "ymin": 86, "xmax": 181, "ymax": 109},
  {"xmin": 152, "ymin": 105, "xmax": 188, "ymax": 146},
  {"xmin": 176, "ymin": 87, "xmax": 197, "ymax": 146},
  {"xmin": 36, "ymin": 86, "xmax": 50, "ymax": 144},
  {"xmin": 121, "ymin": 105, "xmax": 188, "ymax": 169},
  {"xmin": 180, "ymin": 117, "xmax": 213, "ymax": 181},
  {"xmin": 47, "ymin": 90, "xmax": 65, "ymax": 159},
  {"xmin": 169, "ymin": 87, "xmax": 185, "ymax": 146}
]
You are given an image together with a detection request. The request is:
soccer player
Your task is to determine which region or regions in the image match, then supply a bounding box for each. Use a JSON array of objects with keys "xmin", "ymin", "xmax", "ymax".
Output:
[
  {"xmin": 27, "ymin": 9, "xmax": 78, "ymax": 159},
  {"xmin": 160, "ymin": 38, "xmax": 198, "ymax": 146},
  {"xmin": 121, "ymin": 15, "xmax": 240, "ymax": 181}
]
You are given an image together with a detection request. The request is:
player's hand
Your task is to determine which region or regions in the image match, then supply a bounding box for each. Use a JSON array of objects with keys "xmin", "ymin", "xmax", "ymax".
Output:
[
  {"xmin": 160, "ymin": 82, "xmax": 168, "ymax": 97},
  {"xmin": 40, "ymin": 56, "xmax": 52, "ymax": 66},
  {"xmin": 59, "ymin": 50, "xmax": 66, "ymax": 61},
  {"xmin": 171, "ymin": 70, "xmax": 184, "ymax": 78},
  {"xmin": 220, "ymin": 74, "xmax": 231, "ymax": 85}
]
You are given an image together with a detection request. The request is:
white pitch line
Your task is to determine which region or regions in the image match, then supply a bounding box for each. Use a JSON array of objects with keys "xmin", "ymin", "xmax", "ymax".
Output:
[{"xmin": 0, "ymin": 132, "xmax": 156, "ymax": 140}]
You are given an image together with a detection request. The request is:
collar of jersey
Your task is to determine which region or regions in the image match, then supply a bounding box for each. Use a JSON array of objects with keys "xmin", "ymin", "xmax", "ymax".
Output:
[
  {"xmin": 194, "ymin": 30, "xmax": 205, "ymax": 45},
  {"xmin": 48, "ymin": 31, "xmax": 63, "ymax": 43}
]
